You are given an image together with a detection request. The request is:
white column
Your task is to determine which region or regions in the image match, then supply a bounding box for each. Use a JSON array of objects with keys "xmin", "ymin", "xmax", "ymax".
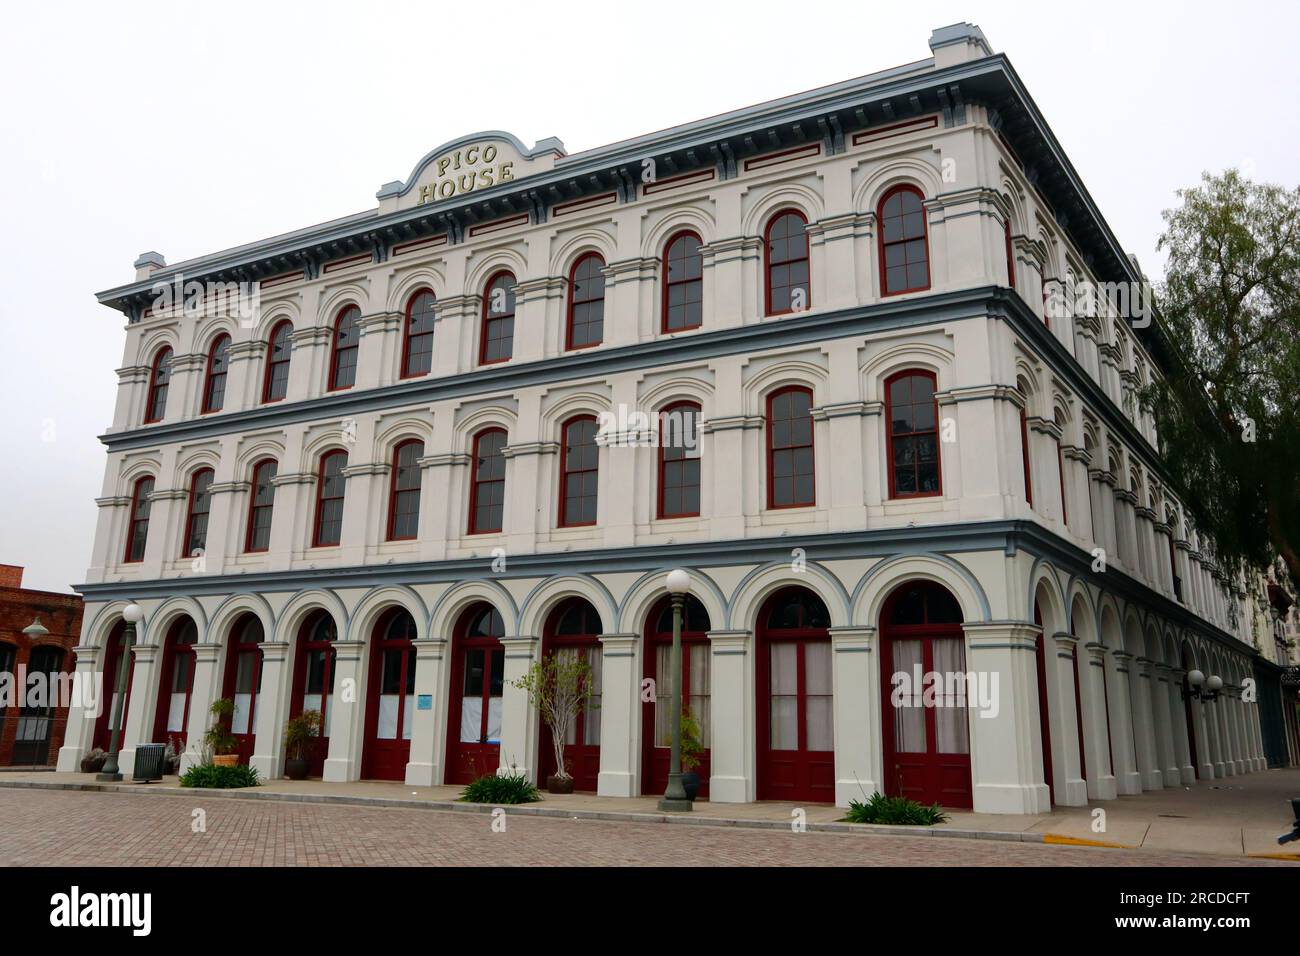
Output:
[
  {"xmin": 1167, "ymin": 667, "xmax": 1196, "ymax": 784},
  {"xmin": 117, "ymin": 641, "xmax": 162, "ymax": 777},
  {"xmin": 322, "ymin": 640, "xmax": 365, "ymax": 782},
  {"xmin": 829, "ymin": 626, "xmax": 879, "ymax": 807},
  {"xmin": 56, "ymin": 644, "xmax": 105, "ymax": 772},
  {"xmin": 250, "ymin": 641, "xmax": 291, "ymax": 780},
  {"xmin": 1152, "ymin": 664, "xmax": 1180, "ymax": 786},
  {"xmin": 1130, "ymin": 657, "xmax": 1163, "ymax": 789},
  {"xmin": 1108, "ymin": 651, "xmax": 1143, "ymax": 794},
  {"xmin": 1050, "ymin": 633, "xmax": 1087, "ymax": 806},
  {"xmin": 1082, "ymin": 643, "xmax": 1117, "ymax": 800},
  {"xmin": 595, "ymin": 633, "xmax": 639, "ymax": 797},
  {"xmin": 1192, "ymin": 696, "xmax": 1215, "ymax": 779},
  {"xmin": 180, "ymin": 644, "xmax": 223, "ymax": 772},
  {"xmin": 706, "ymin": 629, "xmax": 752, "ymax": 804},
  {"xmin": 404, "ymin": 637, "xmax": 449, "ymax": 787},
  {"xmin": 497, "ymin": 635, "xmax": 540, "ymax": 780}
]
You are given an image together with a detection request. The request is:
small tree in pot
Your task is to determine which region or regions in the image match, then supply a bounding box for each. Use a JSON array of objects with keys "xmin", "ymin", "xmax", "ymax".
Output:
[
  {"xmin": 512, "ymin": 651, "xmax": 596, "ymax": 794},
  {"xmin": 282, "ymin": 710, "xmax": 321, "ymax": 780},
  {"xmin": 205, "ymin": 698, "xmax": 240, "ymax": 767},
  {"xmin": 679, "ymin": 708, "xmax": 705, "ymax": 802}
]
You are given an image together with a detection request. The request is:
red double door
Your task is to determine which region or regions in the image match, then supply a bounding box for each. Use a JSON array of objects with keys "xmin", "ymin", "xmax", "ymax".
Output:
[
  {"xmin": 445, "ymin": 603, "xmax": 506, "ymax": 785},
  {"xmin": 289, "ymin": 610, "xmax": 338, "ymax": 778},
  {"xmin": 642, "ymin": 596, "xmax": 712, "ymax": 797},
  {"xmin": 93, "ymin": 622, "xmax": 134, "ymax": 752},
  {"xmin": 152, "ymin": 618, "xmax": 198, "ymax": 747},
  {"xmin": 537, "ymin": 598, "xmax": 602, "ymax": 792},
  {"xmin": 361, "ymin": 609, "xmax": 418, "ymax": 780},
  {"xmin": 220, "ymin": 614, "xmax": 265, "ymax": 765}
]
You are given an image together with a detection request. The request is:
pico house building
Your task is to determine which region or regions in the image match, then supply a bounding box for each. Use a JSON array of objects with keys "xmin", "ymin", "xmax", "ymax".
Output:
[{"xmin": 59, "ymin": 23, "xmax": 1270, "ymax": 813}]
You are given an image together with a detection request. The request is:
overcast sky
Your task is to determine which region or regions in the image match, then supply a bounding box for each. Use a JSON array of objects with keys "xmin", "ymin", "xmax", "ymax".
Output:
[{"xmin": 1, "ymin": 0, "xmax": 1296, "ymax": 595}]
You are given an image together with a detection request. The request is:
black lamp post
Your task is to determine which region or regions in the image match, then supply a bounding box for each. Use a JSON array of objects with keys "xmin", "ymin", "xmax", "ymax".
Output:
[
  {"xmin": 658, "ymin": 568, "xmax": 693, "ymax": 812},
  {"xmin": 97, "ymin": 602, "xmax": 143, "ymax": 782}
]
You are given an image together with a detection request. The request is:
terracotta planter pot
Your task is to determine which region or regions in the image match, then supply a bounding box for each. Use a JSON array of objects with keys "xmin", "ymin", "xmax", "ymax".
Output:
[
  {"xmin": 284, "ymin": 758, "xmax": 308, "ymax": 781},
  {"xmin": 212, "ymin": 754, "xmax": 239, "ymax": 767},
  {"xmin": 547, "ymin": 774, "xmax": 575, "ymax": 794}
]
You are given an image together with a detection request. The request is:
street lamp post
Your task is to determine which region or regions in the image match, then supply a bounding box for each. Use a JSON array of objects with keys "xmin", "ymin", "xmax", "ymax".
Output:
[
  {"xmin": 97, "ymin": 602, "xmax": 143, "ymax": 782},
  {"xmin": 659, "ymin": 568, "xmax": 693, "ymax": 812}
]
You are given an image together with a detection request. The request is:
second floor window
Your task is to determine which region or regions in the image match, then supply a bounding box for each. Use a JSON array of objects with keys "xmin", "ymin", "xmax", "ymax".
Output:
[
  {"xmin": 329, "ymin": 306, "xmax": 361, "ymax": 390},
  {"xmin": 879, "ymin": 185, "xmax": 930, "ymax": 295},
  {"xmin": 124, "ymin": 476, "xmax": 154, "ymax": 563},
  {"xmin": 559, "ymin": 416, "xmax": 599, "ymax": 527},
  {"xmin": 401, "ymin": 290, "xmax": 436, "ymax": 378},
  {"xmin": 1019, "ymin": 388, "xmax": 1035, "ymax": 507},
  {"xmin": 145, "ymin": 346, "xmax": 172, "ymax": 423},
  {"xmin": 469, "ymin": 428, "xmax": 507, "ymax": 534},
  {"xmin": 767, "ymin": 387, "xmax": 814, "ymax": 508},
  {"xmin": 387, "ymin": 440, "xmax": 424, "ymax": 540},
  {"xmin": 480, "ymin": 271, "xmax": 516, "ymax": 364},
  {"xmin": 886, "ymin": 370, "xmax": 941, "ymax": 498},
  {"xmin": 663, "ymin": 231, "xmax": 703, "ymax": 332},
  {"xmin": 245, "ymin": 459, "xmax": 277, "ymax": 552},
  {"xmin": 202, "ymin": 335, "xmax": 231, "ymax": 413},
  {"xmin": 658, "ymin": 402, "xmax": 701, "ymax": 519},
  {"xmin": 183, "ymin": 468, "xmax": 215, "ymax": 557},
  {"xmin": 313, "ymin": 450, "xmax": 348, "ymax": 547},
  {"xmin": 765, "ymin": 211, "xmax": 810, "ymax": 315},
  {"xmin": 566, "ymin": 253, "xmax": 605, "ymax": 350},
  {"xmin": 263, "ymin": 320, "xmax": 292, "ymax": 403}
]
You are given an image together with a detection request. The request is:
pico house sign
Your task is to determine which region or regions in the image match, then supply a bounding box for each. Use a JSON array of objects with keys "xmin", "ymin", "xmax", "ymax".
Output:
[{"xmin": 377, "ymin": 132, "xmax": 566, "ymax": 214}]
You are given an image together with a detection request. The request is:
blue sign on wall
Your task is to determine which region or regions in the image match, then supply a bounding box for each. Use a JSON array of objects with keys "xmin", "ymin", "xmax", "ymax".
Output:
[{"xmin": 417, "ymin": 694, "xmax": 433, "ymax": 710}]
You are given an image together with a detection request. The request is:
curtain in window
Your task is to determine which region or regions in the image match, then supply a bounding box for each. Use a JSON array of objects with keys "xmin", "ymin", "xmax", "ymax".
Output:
[{"xmin": 891, "ymin": 639, "xmax": 926, "ymax": 753}]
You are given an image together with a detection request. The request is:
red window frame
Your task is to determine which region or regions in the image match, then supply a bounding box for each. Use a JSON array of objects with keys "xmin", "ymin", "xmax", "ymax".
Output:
[
  {"xmin": 289, "ymin": 609, "xmax": 338, "ymax": 778},
  {"xmin": 400, "ymin": 289, "xmax": 436, "ymax": 379},
  {"xmin": 766, "ymin": 386, "xmax": 815, "ymax": 509},
  {"xmin": 764, "ymin": 210, "xmax": 810, "ymax": 316},
  {"xmin": 312, "ymin": 450, "xmax": 348, "ymax": 547},
  {"xmin": 1020, "ymin": 406, "xmax": 1034, "ymax": 507},
  {"xmin": 566, "ymin": 253, "xmax": 606, "ymax": 351},
  {"xmin": 445, "ymin": 602, "xmax": 506, "ymax": 784},
  {"xmin": 641, "ymin": 594, "xmax": 713, "ymax": 796},
  {"xmin": 386, "ymin": 439, "xmax": 424, "ymax": 541},
  {"xmin": 201, "ymin": 334, "xmax": 231, "ymax": 414},
  {"xmin": 262, "ymin": 320, "xmax": 293, "ymax": 403},
  {"xmin": 327, "ymin": 305, "xmax": 361, "ymax": 391},
  {"xmin": 884, "ymin": 370, "xmax": 942, "ymax": 499},
  {"xmin": 878, "ymin": 184, "xmax": 931, "ymax": 296},
  {"xmin": 123, "ymin": 475, "xmax": 154, "ymax": 563},
  {"xmin": 661, "ymin": 230, "xmax": 703, "ymax": 333},
  {"xmin": 559, "ymin": 416, "xmax": 599, "ymax": 527},
  {"xmin": 220, "ymin": 613, "xmax": 265, "ymax": 764},
  {"xmin": 1005, "ymin": 218, "xmax": 1016, "ymax": 290},
  {"xmin": 361, "ymin": 607, "xmax": 418, "ymax": 780},
  {"xmin": 182, "ymin": 467, "xmax": 215, "ymax": 558},
  {"xmin": 538, "ymin": 598, "xmax": 604, "ymax": 790},
  {"xmin": 244, "ymin": 458, "xmax": 277, "ymax": 553},
  {"xmin": 657, "ymin": 401, "xmax": 701, "ymax": 519},
  {"xmin": 479, "ymin": 271, "xmax": 516, "ymax": 366},
  {"xmin": 151, "ymin": 617, "xmax": 198, "ymax": 745},
  {"xmin": 468, "ymin": 428, "xmax": 507, "ymax": 535},
  {"xmin": 144, "ymin": 346, "xmax": 173, "ymax": 423}
]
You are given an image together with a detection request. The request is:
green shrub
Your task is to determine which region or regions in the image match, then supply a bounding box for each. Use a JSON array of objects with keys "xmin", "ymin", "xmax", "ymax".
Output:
[
  {"xmin": 845, "ymin": 792, "xmax": 948, "ymax": 826},
  {"xmin": 459, "ymin": 772, "xmax": 541, "ymax": 805},
  {"xmin": 179, "ymin": 763, "xmax": 261, "ymax": 790}
]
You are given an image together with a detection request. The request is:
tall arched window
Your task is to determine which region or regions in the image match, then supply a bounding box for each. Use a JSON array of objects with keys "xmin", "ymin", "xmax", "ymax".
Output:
[
  {"xmin": 313, "ymin": 450, "xmax": 348, "ymax": 547},
  {"xmin": 124, "ymin": 475, "xmax": 154, "ymax": 563},
  {"xmin": 469, "ymin": 428, "xmax": 507, "ymax": 534},
  {"xmin": 559, "ymin": 416, "xmax": 599, "ymax": 527},
  {"xmin": 566, "ymin": 253, "xmax": 606, "ymax": 350},
  {"xmin": 662, "ymin": 231, "xmax": 703, "ymax": 332},
  {"xmin": 244, "ymin": 458, "xmax": 278, "ymax": 553},
  {"xmin": 766, "ymin": 387, "xmax": 815, "ymax": 509},
  {"xmin": 144, "ymin": 346, "xmax": 173, "ymax": 423},
  {"xmin": 480, "ymin": 271, "xmax": 516, "ymax": 365},
  {"xmin": 885, "ymin": 370, "xmax": 941, "ymax": 499},
  {"xmin": 1054, "ymin": 407, "xmax": 1069, "ymax": 526},
  {"xmin": 201, "ymin": 334, "xmax": 231, "ymax": 414},
  {"xmin": 1019, "ymin": 382, "xmax": 1034, "ymax": 507},
  {"xmin": 878, "ymin": 185, "xmax": 930, "ymax": 295},
  {"xmin": 262, "ymin": 320, "xmax": 293, "ymax": 403},
  {"xmin": 328, "ymin": 305, "xmax": 361, "ymax": 391},
  {"xmin": 182, "ymin": 468, "xmax": 215, "ymax": 557},
  {"xmin": 658, "ymin": 401, "xmax": 701, "ymax": 519},
  {"xmin": 764, "ymin": 211, "xmax": 810, "ymax": 316},
  {"xmin": 401, "ymin": 289, "xmax": 436, "ymax": 379},
  {"xmin": 1004, "ymin": 217, "xmax": 1016, "ymax": 290},
  {"xmin": 387, "ymin": 439, "xmax": 424, "ymax": 541}
]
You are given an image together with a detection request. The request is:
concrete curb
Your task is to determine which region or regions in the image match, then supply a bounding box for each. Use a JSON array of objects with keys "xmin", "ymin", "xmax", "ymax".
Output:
[{"xmin": 0, "ymin": 778, "xmax": 1046, "ymax": 845}]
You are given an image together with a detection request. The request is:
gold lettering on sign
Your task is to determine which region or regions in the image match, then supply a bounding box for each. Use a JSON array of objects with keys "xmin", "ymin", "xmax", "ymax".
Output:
[{"xmin": 418, "ymin": 143, "xmax": 515, "ymax": 204}]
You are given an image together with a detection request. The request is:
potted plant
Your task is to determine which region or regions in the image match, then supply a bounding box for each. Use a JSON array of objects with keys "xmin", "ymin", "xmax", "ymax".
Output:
[
  {"xmin": 205, "ymin": 698, "xmax": 240, "ymax": 767},
  {"xmin": 79, "ymin": 748, "xmax": 107, "ymax": 774},
  {"xmin": 512, "ymin": 651, "xmax": 596, "ymax": 794},
  {"xmin": 283, "ymin": 710, "xmax": 321, "ymax": 780},
  {"xmin": 679, "ymin": 708, "xmax": 705, "ymax": 802}
]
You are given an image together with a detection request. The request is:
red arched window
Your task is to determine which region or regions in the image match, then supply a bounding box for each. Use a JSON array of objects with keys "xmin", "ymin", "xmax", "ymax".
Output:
[
  {"xmin": 201, "ymin": 334, "xmax": 231, "ymax": 414},
  {"xmin": 765, "ymin": 211, "xmax": 810, "ymax": 316},
  {"xmin": 662, "ymin": 231, "xmax": 703, "ymax": 332},
  {"xmin": 313, "ymin": 450, "xmax": 348, "ymax": 547},
  {"xmin": 387, "ymin": 439, "xmax": 424, "ymax": 541},
  {"xmin": 1004, "ymin": 217, "xmax": 1016, "ymax": 290},
  {"xmin": 244, "ymin": 458, "xmax": 278, "ymax": 553},
  {"xmin": 328, "ymin": 306, "xmax": 361, "ymax": 391},
  {"xmin": 658, "ymin": 401, "xmax": 701, "ymax": 519},
  {"xmin": 559, "ymin": 416, "xmax": 599, "ymax": 527},
  {"xmin": 566, "ymin": 253, "xmax": 606, "ymax": 350},
  {"xmin": 124, "ymin": 475, "xmax": 154, "ymax": 563},
  {"xmin": 767, "ymin": 387, "xmax": 815, "ymax": 509},
  {"xmin": 1019, "ymin": 387, "xmax": 1034, "ymax": 508},
  {"xmin": 878, "ymin": 185, "xmax": 930, "ymax": 295},
  {"xmin": 262, "ymin": 320, "xmax": 293, "ymax": 403},
  {"xmin": 182, "ymin": 467, "xmax": 215, "ymax": 558},
  {"xmin": 144, "ymin": 346, "xmax": 173, "ymax": 423},
  {"xmin": 401, "ymin": 289, "xmax": 436, "ymax": 379},
  {"xmin": 469, "ymin": 428, "xmax": 507, "ymax": 534},
  {"xmin": 480, "ymin": 271, "xmax": 516, "ymax": 365},
  {"xmin": 885, "ymin": 370, "xmax": 941, "ymax": 498}
]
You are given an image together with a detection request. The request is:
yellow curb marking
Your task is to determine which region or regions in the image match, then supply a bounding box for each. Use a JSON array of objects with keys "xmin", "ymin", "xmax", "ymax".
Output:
[
  {"xmin": 1042, "ymin": 833, "xmax": 1132, "ymax": 849},
  {"xmin": 1246, "ymin": 852, "xmax": 1300, "ymax": 862}
]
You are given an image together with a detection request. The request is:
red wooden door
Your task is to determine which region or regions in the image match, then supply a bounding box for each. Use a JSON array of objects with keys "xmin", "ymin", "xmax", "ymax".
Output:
[
  {"xmin": 290, "ymin": 611, "xmax": 337, "ymax": 777},
  {"xmin": 362, "ymin": 608, "xmax": 417, "ymax": 780},
  {"xmin": 756, "ymin": 588, "xmax": 834, "ymax": 802},
  {"xmin": 445, "ymin": 603, "xmax": 505, "ymax": 785},
  {"xmin": 642, "ymin": 595, "xmax": 712, "ymax": 797},
  {"xmin": 152, "ymin": 619, "xmax": 198, "ymax": 747},
  {"xmin": 221, "ymin": 614, "xmax": 265, "ymax": 766},
  {"xmin": 94, "ymin": 622, "xmax": 135, "ymax": 752},
  {"xmin": 881, "ymin": 582, "xmax": 972, "ymax": 809},
  {"xmin": 1033, "ymin": 604, "xmax": 1054, "ymax": 805},
  {"xmin": 538, "ymin": 598, "xmax": 602, "ymax": 791}
]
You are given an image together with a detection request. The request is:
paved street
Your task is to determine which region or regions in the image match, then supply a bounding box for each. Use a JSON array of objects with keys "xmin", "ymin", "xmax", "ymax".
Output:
[{"xmin": 0, "ymin": 789, "xmax": 1287, "ymax": 866}]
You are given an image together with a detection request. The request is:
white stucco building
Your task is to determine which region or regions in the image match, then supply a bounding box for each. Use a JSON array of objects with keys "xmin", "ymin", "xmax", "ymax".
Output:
[{"xmin": 59, "ymin": 23, "xmax": 1269, "ymax": 813}]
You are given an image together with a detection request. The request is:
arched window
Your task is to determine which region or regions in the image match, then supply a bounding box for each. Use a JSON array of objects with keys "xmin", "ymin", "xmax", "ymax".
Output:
[
  {"xmin": 662, "ymin": 231, "xmax": 703, "ymax": 332},
  {"xmin": 262, "ymin": 320, "xmax": 293, "ymax": 403},
  {"xmin": 566, "ymin": 253, "xmax": 606, "ymax": 350},
  {"xmin": 480, "ymin": 271, "xmax": 516, "ymax": 365},
  {"xmin": 1019, "ymin": 384, "xmax": 1034, "ymax": 508},
  {"xmin": 559, "ymin": 416, "xmax": 599, "ymax": 527},
  {"xmin": 123, "ymin": 476, "xmax": 154, "ymax": 563},
  {"xmin": 312, "ymin": 450, "xmax": 348, "ymax": 547},
  {"xmin": 885, "ymin": 370, "xmax": 941, "ymax": 499},
  {"xmin": 658, "ymin": 402, "xmax": 701, "ymax": 519},
  {"xmin": 644, "ymin": 594, "xmax": 712, "ymax": 796},
  {"xmin": 244, "ymin": 458, "xmax": 277, "ymax": 553},
  {"xmin": 328, "ymin": 305, "xmax": 360, "ymax": 391},
  {"xmin": 201, "ymin": 334, "xmax": 231, "ymax": 414},
  {"xmin": 386, "ymin": 439, "xmax": 424, "ymax": 541},
  {"xmin": 878, "ymin": 185, "xmax": 930, "ymax": 295},
  {"xmin": 1054, "ymin": 407, "xmax": 1069, "ymax": 525},
  {"xmin": 767, "ymin": 387, "xmax": 815, "ymax": 508},
  {"xmin": 144, "ymin": 346, "xmax": 173, "ymax": 423},
  {"xmin": 401, "ymin": 289, "xmax": 436, "ymax": 378},
  {"xmin": 182, "ymin": 468, "xmax": 215, "ymax": 558},
  {"xmin": 1004, "ymin": 217, "xmax": 1016, "ymax": 290},
  {"xmin": 765, "ymin": 211, "xmax": 810, "ymax": 315},
  {"xmin": 469, "ymin": 428, "xmax": 507, "ymax": 534}
]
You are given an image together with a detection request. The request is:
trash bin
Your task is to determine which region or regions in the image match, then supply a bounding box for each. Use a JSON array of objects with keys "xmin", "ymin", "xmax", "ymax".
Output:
[{"xmin": 133, "ymin": 743, "xmax": 166, "ymax": 782}]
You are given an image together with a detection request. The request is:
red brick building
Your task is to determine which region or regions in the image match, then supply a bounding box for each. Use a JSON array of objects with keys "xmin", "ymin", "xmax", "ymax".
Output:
[{"xmin": 0, "ymin": 565, "xmax": 84, "ymax": 767}]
